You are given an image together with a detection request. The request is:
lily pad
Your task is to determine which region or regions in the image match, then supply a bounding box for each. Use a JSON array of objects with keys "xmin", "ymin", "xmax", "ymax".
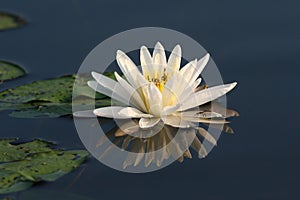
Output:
[
  {"xmin": 0, "ymin": 138, "xmax": 52, "ymax": 162},
  {"xmin": 9, "ymin": 99, "xmax": 113, "ymax": 118},
  {"xmin": 0, "ymin": 73, "xmax": 115, "ymax": 118},
  {"xmin": 0, "ymin": 150, "xmax": 88, "ymax": 182},
  {"xmin": 0, "ymin": 75, "xmax": 76, "ymax": 103},
  {"xmin": 0, "ymin": 138, "xmax": 88, "ymax": 194},
  {"xmin": 0, "ymin": 12, "xmax": 26, "ymax": 31},
  {"xmin": 0, "ymin": 61, "xmax": 26, "ymax": 82}
]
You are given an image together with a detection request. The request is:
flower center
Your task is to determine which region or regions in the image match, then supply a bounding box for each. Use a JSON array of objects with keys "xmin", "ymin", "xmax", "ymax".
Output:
[{"xmin": 146, "ymin": 68, "xmax": 168, "ymax": 92}]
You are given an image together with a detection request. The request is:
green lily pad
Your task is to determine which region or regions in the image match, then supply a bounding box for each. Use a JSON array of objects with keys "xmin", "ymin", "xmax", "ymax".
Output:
[
  {"xmin": 0, "ymin": 138, "xmax": 52, "ymax": 162},
  {"xmin": 0, "ymin": 74, "xmax": 112, "ymax": 103},
  {"xmin": 9, "ymin": 99, "xmax": 112, "ymax": 118},
  {"xmin": 0, "ymin": 12, "xmax": 26, "ymax": 31},
  {"xmin": 0, "ymin": 61, "xmax": 26, "ymax": 82},
  {"xmin": 0, "ymin": 171, "xmax": 33, "ymax": 194},
  {"xmin": 0, "ymin": 75, "xmax": 76, "ymax": 103},
  {"xmin": 0, "ymin": 73, "xmax": 115, "ymax": 118},
  {"xmin": 0, "ymin": 138, "xmax": 88, "ymax": 194},
  {"xmin": 0, "ymin": 150, "xmax": 88, "ymax": 182}
]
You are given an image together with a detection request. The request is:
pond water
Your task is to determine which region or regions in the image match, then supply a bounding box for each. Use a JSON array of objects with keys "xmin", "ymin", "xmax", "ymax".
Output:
[{"xmin": 1, "ymin": 0, "xmax": 300, "ymax": 199}]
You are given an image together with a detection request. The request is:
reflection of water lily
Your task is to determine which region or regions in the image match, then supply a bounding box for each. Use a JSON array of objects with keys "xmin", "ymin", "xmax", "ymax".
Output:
[
  {"xmin": 98, "ymin": 119, "xmax": 237, "ymax": 168},
  {"xmin": 88, "ymin": 42, "xmax": 237, "ymax": 128}
]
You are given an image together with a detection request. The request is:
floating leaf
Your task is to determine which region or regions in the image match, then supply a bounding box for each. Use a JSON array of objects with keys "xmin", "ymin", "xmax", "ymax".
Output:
[
  {"xmin": 0, "ymin": 138, "xmax": 88, "ymax": 194},
  {"xmin": 0, "ymin": 61, "xmax": 26, "ymax": 82},
  {"xmin": 0, "ymin": 150, "xmax": 88, "ymax": 182},
  {"xmin": 0, "ymin": 12, "xmax": 26, "ymax": 31},
  {"xmin": 0, "ymin": 75, "xmax": 76, "ymax": 103},
  {"xmin": 8, "ymin": 98, "xmax": 112, "ymax": 118},
  {"xmin": 0, "ymin": 171, "xmax": 32, "ymax": 194},
  {"xmin": 0, "ymin": 138, "xmax": 52, "ymax": 162},
  {"xmin": 0, "ymin": 74, "xmax": 113, "ymax": 103},
  {"xmin": 0, "ymin": 73, "xmax": 115, "ymax": 118}
]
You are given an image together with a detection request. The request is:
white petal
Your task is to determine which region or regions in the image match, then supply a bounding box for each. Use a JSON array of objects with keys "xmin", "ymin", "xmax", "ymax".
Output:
[
  {"xmin": 179, "ymin": 53, "xmax": 209, "ymax": 84},
  {"xmin": 161, "ymin": 104, "xmax": 181, "ymax": 116},
  {"xmin": 179, "ymin": 82, "xmax": 237, "ymax": 111},
  {"xmin": 93, "ymin": 106, "xmax": 138, "ymax": 119},
  {"xmin": 88, "ymin": 80, "xmax": 128, "ymax": 105},
  {"xmin": 73, "ymin": 110, "xmax": 96, "ymax": 118},
  {"xmin": 178, "ymin": 59, "xmax": 198, "ymax": 83},
  {"xmin": 114, "ymin": 72, "xmax": 147, "ymax": 112},
  {"xmin": 116, "ymin": 50, "xmax": 145, "ymax": 88},
  {"xmin": 140, "ymin": 46, "xmax": 153, "ymax": 79},
  {"xmin": 152, "ymin": 42, "xmax": 167, "ymax": 79},
  {"xmin": 167, "ymin": 45, "xmax": 181, "ymax": 76},
  {"xmin": 139, "ymin": 118, "xmax": 161, "ymax": 129},
  {"xmin": 146, "ymin": 83, "xmax": 162, "ymax": 116},
  {"xmin": 119, "ymin": 107, "xmax": 153, "ymax": 118}
]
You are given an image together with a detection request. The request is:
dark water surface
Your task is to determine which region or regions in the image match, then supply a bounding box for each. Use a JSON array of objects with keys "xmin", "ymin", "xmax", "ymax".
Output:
[{"xmin": 0, "ymin": 0, "xmax": 300, "ymax": 199}]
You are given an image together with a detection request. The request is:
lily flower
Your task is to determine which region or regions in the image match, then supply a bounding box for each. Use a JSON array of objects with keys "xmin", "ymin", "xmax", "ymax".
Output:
[{"xmin": 88, "ymin": 42, "xmax": 237, "ymax": 129}]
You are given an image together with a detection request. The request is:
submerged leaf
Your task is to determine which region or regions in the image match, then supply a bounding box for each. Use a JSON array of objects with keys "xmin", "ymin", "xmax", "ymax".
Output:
[
  {"xmin": 0, "ymin": 61, "xmax": 26, "ymax": 82},
  {"xmin": 0, "ymin": 12, "xmax": 26, "ymax": 31}
]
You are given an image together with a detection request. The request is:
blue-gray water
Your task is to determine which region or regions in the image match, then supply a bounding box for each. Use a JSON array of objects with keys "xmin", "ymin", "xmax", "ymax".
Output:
[{"xmin": 0, "ymin": 0, "xmax": 299, "ymax": 199}]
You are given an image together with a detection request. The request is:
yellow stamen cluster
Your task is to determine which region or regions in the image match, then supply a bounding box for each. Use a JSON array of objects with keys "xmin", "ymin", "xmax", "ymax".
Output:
[{"xmin": 146, "ymin": 68, "xmax": 168, "ymax": 92}]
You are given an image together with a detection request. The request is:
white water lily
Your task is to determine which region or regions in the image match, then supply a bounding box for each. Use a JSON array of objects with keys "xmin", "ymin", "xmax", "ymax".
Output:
[{"xmin": 88, "ymin": 42, "xmax": 237, "ymax": 129}]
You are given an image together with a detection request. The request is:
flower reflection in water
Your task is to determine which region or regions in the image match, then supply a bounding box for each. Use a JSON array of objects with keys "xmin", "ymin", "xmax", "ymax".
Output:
[{"xmin": 96, "ymin": 101, "xmax": 238, "ymax": 168}]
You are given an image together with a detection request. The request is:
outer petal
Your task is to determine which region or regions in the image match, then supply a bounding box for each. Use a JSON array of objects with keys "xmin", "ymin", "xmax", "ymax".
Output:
[
  {"xmin": 119, "ymin": 107, "xmax": 153, "ymax": 118},
  {"xmin": 93, "ymin": 106, "xmax": 128, "ymax": 119},
  {"xmin": 88, "ymin": 80, "xmax": 128, "ymax": 105},
  {"xmin": 179, "ymin": 53, "xmax": 209, "ymax": 84},
  {"xmin": 114, "ymin": 72, "xmax": 147, "ymax": 112},
  {"xmin": 178, "ymin": 82, "xmax": 237, "ymax": 111},
  {"xmin": 93, "ymin": 106, "xmax": 152, "ymax": 119},
  {"xmin": 116, "ymin": 50, "xmax": 147, "ymax": 88}
]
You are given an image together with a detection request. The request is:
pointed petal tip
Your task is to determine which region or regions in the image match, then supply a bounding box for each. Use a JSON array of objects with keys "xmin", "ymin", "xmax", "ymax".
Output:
[
  {"xmin": 140, "ymin": 45, "xmax": 148, "ymax": 50},
  {"xmin": 91, "ymin": 71, "xmax": 98, "ymax": 78},
  {"xmin": 155, "ymin": 41, "xmax": 163, "ymax": 46},
  {"xmin": 116, "ymin": 50, "xmax": 126, "ymax": 59},
  {"xmin": 230, "ymin": 82, "xmax": 238, "ymax": 89}
]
